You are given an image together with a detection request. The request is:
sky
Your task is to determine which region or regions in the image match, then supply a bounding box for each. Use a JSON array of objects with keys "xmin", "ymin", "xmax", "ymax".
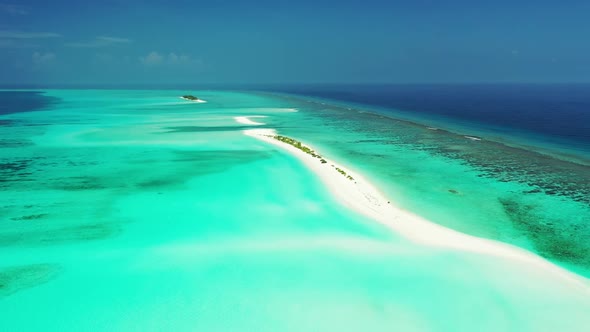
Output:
[{"xmin": 1, "ymin": 0, "xmax": 589, "ymax": 85}]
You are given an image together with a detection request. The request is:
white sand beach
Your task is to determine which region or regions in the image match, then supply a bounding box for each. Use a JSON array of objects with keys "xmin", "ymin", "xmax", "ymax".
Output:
[{"xmin": 243, "ymin": 125, "xmax": 590, "ymax": 294}]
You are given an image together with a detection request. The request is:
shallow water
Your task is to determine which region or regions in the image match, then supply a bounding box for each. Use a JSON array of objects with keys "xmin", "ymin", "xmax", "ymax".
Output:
[{"xmin": 0, "ymin": 89, "xmax": 589, "ymax": 331}]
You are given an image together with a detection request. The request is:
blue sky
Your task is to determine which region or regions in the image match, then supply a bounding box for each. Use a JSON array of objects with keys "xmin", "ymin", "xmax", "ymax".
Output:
[{"xmin": 1, "ymin": 0, "xmax": 589, "ymax": 85}]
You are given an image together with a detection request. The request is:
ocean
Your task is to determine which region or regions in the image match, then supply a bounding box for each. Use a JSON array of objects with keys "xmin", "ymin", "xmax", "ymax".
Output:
[
  {"xmin": 0, "ymin": 88, "xmax": 589, "ymax": 331},
  {"xmin": 270, "ymin": 84, "xmax": 590, "ymax": 161}
]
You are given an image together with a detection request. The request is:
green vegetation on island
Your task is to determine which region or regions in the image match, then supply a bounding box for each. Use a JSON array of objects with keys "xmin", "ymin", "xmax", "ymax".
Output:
[
  {"xmin": 335, "ymin": 167, "xmax": 354, "ymax": 180},
  {"xmin": 272, "ymin": 135, "xmax": 354, "ymax": 181},
  {"xmin": 182, "ymin": 95, "xmax": 201, "ymax": 101}
]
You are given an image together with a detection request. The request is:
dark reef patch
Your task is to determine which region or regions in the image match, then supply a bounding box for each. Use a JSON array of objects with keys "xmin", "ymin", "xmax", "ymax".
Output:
[
  {"xmin": 0, "ymin": 223, "xmax": 119, "ymax": 247},
  {"xmin": 0, "ymin": 264, "xmax": 61, "ymax": 297},
  {"xmin": 0, "ymin": 159, "xmax": 36, "ymax": 187},
  {"xmin": 499, "ymin": 198, "xmax": 590, "ymax": 265},
  {"xmin": 0, "ymin": 160, "xmax": 31, "ymax": 173},
  {"xmin": 136, "ymin": 178, "xmax": 179, "ymax": 188},
  {"xmin": 0, "ymin": 139, "xmax": 34, "ymax": 148},
  {"xmin": 10, "ymin": 214, "xmax": 49, "ymax": 221},
  {"xmin": 50, "ymin": 176, "xmax": 109, "ymax": 191}
]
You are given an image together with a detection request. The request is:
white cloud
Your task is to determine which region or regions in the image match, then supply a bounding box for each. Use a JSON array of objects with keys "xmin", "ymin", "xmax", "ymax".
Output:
[
  {"xmin": 66, "ymin": 36, "xmax": 132, "ymax": 48},
  {"xmin": 168, "ymin": 53, "xmax": 192, "ymax": 65},
  {"xmin": 0, "ymin": 30, "xmax": 61, "ymax": 39},
  {"xmin": 0, "ymin": 3, "xmax": 28, "ymax": 15},
  {"xmin": 0, "ymin": 30, "xmax": 59, "ymax": 49},
  {"xmin": 140, "ymin": 51, "xmax": 164, "ymax": 66},
  {"xmin": 97, "ymin": 36, "xmax": 130, "ymax": 43},
  {"xmin": 32, "ymin": 52, "xmax": 56, "ymax": 65},
  {"xmin": 0, "ymin": 39, "xmax": 37, "ymax": 48},
  {"xmin": 140, "ymin": 51, "xmax": 200, "ymax": 66}
]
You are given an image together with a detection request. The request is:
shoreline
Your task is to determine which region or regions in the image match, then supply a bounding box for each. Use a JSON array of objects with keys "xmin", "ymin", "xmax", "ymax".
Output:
[{"xmin": 243, "ymin": 125, "xmax": 590, "ymax": 293}]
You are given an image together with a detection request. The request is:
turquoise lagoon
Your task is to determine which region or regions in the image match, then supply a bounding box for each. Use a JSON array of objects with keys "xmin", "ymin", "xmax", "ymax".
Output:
[{"xmin": 0, "ymin": 90, "xmax": 589, "ymax": 331}]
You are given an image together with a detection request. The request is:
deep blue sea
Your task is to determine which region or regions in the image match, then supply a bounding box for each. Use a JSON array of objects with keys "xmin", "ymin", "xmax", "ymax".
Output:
[
  {"xmin": 0, "ymin": 91, "xmax": 59, "ymax": 116},
  {"xmin": 271, "ymin": 84, "xmax": 590, "ymax": 161}
]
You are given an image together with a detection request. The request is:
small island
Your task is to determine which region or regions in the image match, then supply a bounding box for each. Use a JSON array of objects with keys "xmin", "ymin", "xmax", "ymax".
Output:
[
  {"xmin": 180, "ymin": 95, "xmax": 207, "ymax": 103},
  {"xmin": 272, "ymin": 134, "xmax": 354, "ymax": 181}
]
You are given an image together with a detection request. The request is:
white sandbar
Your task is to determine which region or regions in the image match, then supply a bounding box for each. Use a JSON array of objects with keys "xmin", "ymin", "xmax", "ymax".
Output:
[
  {"xmin": 244, "ymin": 127, "xmax": 590, "ymax": 294},
  {"xmin": 235, "ymin": 116, "xmax": 267, "ymax": 125}
]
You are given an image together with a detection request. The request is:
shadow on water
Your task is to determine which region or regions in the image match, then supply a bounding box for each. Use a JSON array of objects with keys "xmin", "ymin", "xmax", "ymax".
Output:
[{"xmin": 0, "ymin": 264, "xmax": 61, "ymax": 297}]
